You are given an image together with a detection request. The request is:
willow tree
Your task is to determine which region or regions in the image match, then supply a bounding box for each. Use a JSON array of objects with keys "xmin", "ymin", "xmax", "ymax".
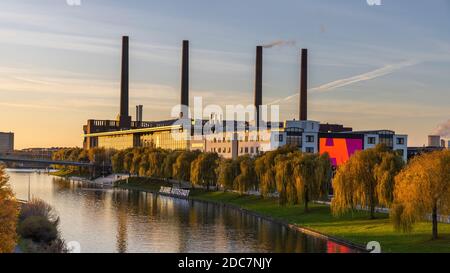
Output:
[
  {"xmin": 191, "ymin": 153, "xmax": 219, "ymax": 190},
  {"xmin": 274, "ymin": 154, "xmax": 295, "ymax": 205},
  {"xmin": 173, "ymin": 151, "xmax": 199, "ymax": 184},
  {"xmin": 138, "ymin": 154, "xmax": 150, "ymax": 177},
  {"xmin": 111, "ymin": 150, "xmax": 125, "ymax": 173},
  {"xmin": 255, "ymin": 145, "xmax": 298, "ymax": 198},
  {"xmin": 332, "ymin": 145, "xmax": 404, "ymax": 219},
  {"xmin": 0, "ymin": 165, "xmax": 18, "ymax": 253},
  {"xmin": 234, "ymin": 155, "xmax": 256, "ymax": 194},
  {"xmin": 293, "ymin": 153, "xmax": 332, "ymax": 212},
  {"xmin": 391, "ymin": 150, "xmax": 450, "ymax": 240},
  {"xmin": 147, "ymin": 150, "xmax": 167, "ymax": 178},
  {"xmin": 216, "ymin": 158, "xmax": 239, "ymax": 192},
  {"xmin": 162, "ymin": 150, "xmax": 182, "ymax": 178}
]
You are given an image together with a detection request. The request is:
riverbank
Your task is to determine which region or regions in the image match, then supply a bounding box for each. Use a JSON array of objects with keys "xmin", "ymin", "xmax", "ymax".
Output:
[{"xmin": 117, "ymin": 178, "xmax": 450, "ymax": 253}]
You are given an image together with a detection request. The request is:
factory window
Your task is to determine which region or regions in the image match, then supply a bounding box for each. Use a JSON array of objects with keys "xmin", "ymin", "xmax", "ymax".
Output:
[
  {"xmin": 306, "ymin": 135, "xmax": 315, "ymax": 143},
  {"xmin": 396, "ymin": 138, "xmax": 405, "ymax": 145},
  {"xmin": 368, "ymin": 137, "xmax": 377, "ymax": 145},
  {"xmin": 305, "ymin": 147, "xmax": 314, "ymax": 153}
]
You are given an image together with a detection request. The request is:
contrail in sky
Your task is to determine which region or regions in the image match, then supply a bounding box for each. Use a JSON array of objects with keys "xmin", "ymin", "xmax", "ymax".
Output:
[{"xmin": 268, "ymin": 60, "xmax": 417, "ymax": 105}]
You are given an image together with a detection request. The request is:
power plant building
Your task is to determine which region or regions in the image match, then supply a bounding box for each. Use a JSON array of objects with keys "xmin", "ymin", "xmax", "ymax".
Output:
[{"xmin": 83, "ymin": 37, "xmax": 409, "ymax": 164}]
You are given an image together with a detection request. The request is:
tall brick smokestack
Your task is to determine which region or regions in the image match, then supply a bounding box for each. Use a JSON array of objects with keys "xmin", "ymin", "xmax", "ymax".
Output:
[
  {"xmin": 300, "ymin": 48, "xmax": 308, "ymax": 121},
  {"xmin": 180, "ymin": 40, "xmax": 189, "ymax": 118},
  {"xmin": 119, "ymin": 36, "xmax": 131, "ymax": 129},
  {"xmin": 255, "ymin": 46, "xmax": 263, "ymax": 128}
]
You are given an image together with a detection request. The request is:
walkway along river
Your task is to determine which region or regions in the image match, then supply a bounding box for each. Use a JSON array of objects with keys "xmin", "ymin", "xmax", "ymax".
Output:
[{"xmin": 7, "ymin": 169, "xmax": 356, "ymax": 253}]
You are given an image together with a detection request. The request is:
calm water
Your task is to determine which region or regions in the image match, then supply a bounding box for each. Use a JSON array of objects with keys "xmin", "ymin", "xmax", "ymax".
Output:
[{"xmin": 7, "ymin": 169, "xmax": 354, "ymax": 253}]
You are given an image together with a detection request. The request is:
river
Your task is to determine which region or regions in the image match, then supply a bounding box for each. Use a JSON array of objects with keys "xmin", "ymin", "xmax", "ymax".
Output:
[{"xmin": 7, "ymin": 169, "xmax": 355, "ymax": 253}]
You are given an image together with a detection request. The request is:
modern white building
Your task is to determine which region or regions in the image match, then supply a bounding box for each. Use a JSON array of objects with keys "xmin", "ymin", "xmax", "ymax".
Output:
[{"xmin": 191, "ymin": 118, "xmax": 409, "ymax": 163}]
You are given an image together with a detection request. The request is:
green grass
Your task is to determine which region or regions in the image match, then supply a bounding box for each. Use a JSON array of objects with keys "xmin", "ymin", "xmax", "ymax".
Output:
[
  {"xmin": 115, "ymin": 177, "xmax": 173, "ymax": 192},
  {"xmin": 190, "ymin": 191, "xmax": 450, "ymax": 253},
  {"xmin": 117, "ymin": 180, "xmax": 450, "ymax": 253}
]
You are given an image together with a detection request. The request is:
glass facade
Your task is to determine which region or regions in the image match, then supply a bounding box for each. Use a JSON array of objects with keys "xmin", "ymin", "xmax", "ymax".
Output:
[
  {"xmin": 98, "ymin": 135, "xmax": 134, "ymax": 150},
  {"xmin": 141, "ymin": 131, "xmax": 188, "ymax": 150},
  {"xmin": 286, "ymin": 128, "xmax": 302, "ymax": 148}
]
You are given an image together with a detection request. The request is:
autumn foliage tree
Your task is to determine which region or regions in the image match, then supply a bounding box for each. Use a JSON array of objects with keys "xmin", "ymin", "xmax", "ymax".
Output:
[
  {"xmin": 255, "ymin": 145, "xmax": 298, "ymax": 197},
  {"xmin": 191, "ymin": 153, "xmax": 219, "ymax": 190},
  {"xmin": 274, "ymin": 151, "xmax": 332, "ymax": 210},
  {"xmin": 332, "ymin": 144, "xmax": 404, "ymax": 219},
  {"xmin": 0, "ymin": 165, "xmax": 19, "ymax": 253},
  {"xmin": 391, "ymin": 150, "xmax": 450, "ymax": 240},
  {"xmin": 234, "ymin": 155, "xmax": 257, "ymax": 194}
]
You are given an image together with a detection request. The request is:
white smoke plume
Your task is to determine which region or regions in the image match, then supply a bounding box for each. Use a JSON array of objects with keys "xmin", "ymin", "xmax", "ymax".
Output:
[
  {"xmin": 434, "ymin": 119, "xmax": 450, "ymax": 138},
  {"xmin": 263, "ymin": 40, "xmax": 296, "ymax": 49}
]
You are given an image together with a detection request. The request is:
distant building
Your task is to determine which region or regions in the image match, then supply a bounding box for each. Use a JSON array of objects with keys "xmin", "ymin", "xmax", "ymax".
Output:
[
  {"xmin": 407, "ymin": 146, "xmax": 444, "ymax": 160},
  {"xmin": 428, "ymin": 135, "xmax": 441, "ymax": 148},
  {"xmin": 319, "ymin": 123, "xmax": 353, "ymax": 133},
  {"xmin": 0, "ymin": 132, "xmax": 14, "ymax": 153}
]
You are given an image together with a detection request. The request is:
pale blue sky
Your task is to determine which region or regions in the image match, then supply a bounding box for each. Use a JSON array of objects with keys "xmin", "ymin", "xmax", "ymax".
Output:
[{"xmin": 0, "ymin": 0, "xmax": 449, "ymax": 148}]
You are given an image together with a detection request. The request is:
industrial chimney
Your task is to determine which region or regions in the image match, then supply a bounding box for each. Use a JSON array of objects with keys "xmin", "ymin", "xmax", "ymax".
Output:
[
  {"xmin": 180, "ymin": 40, "xmax": 189, "ymax": 118},
  {"xmin": 136, "ymin": 105, "xmax": 143, "ymax": 127},
  {"xmin": 254, "ymin": 46, "xmax": 263, "ymax": 129},
  {"xmin": 300, "ymin": 48, "xmax": 308, "ymax": 121},
  {"xmin": 119, "ymin": 36, "xmax": 132, "ymax": 129}
]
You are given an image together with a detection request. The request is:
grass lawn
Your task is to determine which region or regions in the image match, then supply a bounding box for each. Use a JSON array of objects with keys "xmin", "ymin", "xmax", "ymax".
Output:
[
  {"xmin": 115, "ymin": 177, "xmax": 173, "ymax": 192},
  {"xmin": 190, "ymin": 191, "xmax": 450, "ymax": 253},
  {"xmin": 117, "ymin": 178, "xmax": 450, "ymax": 253}
]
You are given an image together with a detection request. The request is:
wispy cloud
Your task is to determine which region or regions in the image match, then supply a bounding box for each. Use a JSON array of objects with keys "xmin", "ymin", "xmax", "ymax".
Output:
[{"xmin": 268, "ymin": 60, "xmax": 418, "ymax": 105}]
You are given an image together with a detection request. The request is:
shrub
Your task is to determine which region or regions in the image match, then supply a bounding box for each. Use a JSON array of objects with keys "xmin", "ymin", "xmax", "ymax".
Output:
[
  {"xmin": 18, "ymin": 216, "xmax": 58, "ymax": 244},
  {"xmin": 19, "ymin": 198, "xmax": 59, "ymax": 225}
]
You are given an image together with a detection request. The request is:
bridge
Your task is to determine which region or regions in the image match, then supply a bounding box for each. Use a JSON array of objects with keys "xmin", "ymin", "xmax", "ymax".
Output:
[
  {"xmin": 0, "ymin": 156, "xmax": 95, "ymax": 167},
  {"xmin": 0, "ymin": 155, "xmax": 113, "ymax": 179}
]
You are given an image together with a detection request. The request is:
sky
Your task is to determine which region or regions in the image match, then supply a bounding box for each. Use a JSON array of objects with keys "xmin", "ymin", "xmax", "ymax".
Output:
[{"xmin": 0, "ymin": 0, "xmax": 449, "ymax": 149}]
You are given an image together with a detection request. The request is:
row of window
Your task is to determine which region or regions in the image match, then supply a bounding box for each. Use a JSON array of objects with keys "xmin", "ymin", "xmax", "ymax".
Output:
[
  {"xmin": 367, "ymin": 137, "xmax": 405, "ymax": 145},
  {"xmin": 240, "ymin": 146, "xmax": 260, "ymax": 155},
  {"xmin": 210, "ymin": 146, "xmax": 261, "ymax": 155},
  {"xmin": 211, "ymin": 147, "xmax": 232, "ymax": 154}
]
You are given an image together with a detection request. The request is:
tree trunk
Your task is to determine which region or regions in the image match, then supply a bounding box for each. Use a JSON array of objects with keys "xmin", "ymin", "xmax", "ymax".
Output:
[
  {"xmin": 370, "ymin": 205, "xmax": 375, "ymax": 220},
  {"xmin": 304, "ymin": 189, "xmax": 309, "ymax": 213},
  {"xmin": 432, "ymin": 204, "xmax": 438, "ymax": 240}
]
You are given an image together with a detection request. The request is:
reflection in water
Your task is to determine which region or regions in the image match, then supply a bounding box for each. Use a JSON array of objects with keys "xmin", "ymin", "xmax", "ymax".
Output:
[{"xmin": 7, "ymin": 170, "xmax": 356, "ymax": 253}]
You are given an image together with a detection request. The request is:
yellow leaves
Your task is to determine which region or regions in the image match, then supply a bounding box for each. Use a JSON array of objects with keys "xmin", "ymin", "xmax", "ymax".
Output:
[
  {"xmin": 391, "ymin": 150, "xmax": 450, "ymax": 237},
  {"xmin": 331, "ymin": 145, "xmax": 404, "ymax": 219},
  {"xmin": 0, "ymin": 165, "xmax": 19, "ymax": 253}
]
